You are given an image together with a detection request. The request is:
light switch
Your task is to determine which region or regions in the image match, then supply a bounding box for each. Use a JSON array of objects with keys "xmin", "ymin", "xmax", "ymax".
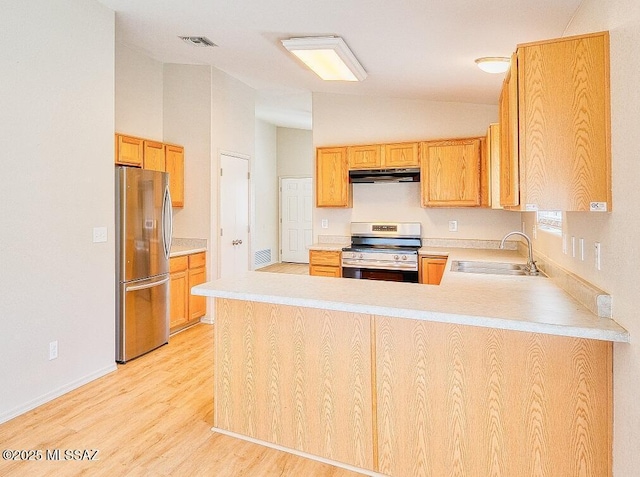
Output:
[
  {"xmin": 448, "ymin": 220, "xmax": 458, "ymax": 232},
  {"xmin": 321, "ymin": 219, "xmax": 328, "ymax": 229},
  {"xmin": 93, "ymin": 227, "xmax": 107, "ymax": 243}
]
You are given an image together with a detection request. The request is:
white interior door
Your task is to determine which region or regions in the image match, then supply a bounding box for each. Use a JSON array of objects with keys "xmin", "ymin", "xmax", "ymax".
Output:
[
  {"xmin": 219, "ymin": 154, "xmax": 249, "ymax": 278},
  {"xmin": 280, "ymin": 177, "xmax": 312, "ymax": 263}
]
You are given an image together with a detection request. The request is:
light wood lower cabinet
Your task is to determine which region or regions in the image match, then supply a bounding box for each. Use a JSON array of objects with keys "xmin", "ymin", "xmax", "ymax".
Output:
[
  {"xmin": 213, "ymin": 299, "xmax": 613, "ymax": 476},
  {"xmin": 309, "ymin": 250, "xmax": 341, "ymax": 277},
  {"xmin": 188, "ymin": 253, "xmax": 207, "ymax": 321},
  {"xmin": 170, "ymin": 252, "xmax": 206, "ymax": 332},
  {"xmin": 419, "ymin": 255, "xmax": 447, "ymax": 285}
]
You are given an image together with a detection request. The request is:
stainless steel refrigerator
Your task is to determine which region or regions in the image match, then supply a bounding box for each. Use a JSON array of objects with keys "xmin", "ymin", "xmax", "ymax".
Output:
[{"xmin": 115, "ymin": 166, "xmax": 172, "ymax": 363}]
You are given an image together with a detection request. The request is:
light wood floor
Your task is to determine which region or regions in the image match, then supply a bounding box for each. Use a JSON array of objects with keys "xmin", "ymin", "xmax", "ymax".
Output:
[
  {"xmin": 0, "ymin": 324, "xmax": 361, "ymax": 476},
  {"xmin": 256, "ymin": 262, "xmax": 309, "ymax": 275}
]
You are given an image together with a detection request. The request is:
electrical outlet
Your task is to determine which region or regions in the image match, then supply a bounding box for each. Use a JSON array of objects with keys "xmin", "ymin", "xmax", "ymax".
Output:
[
  {"xmin": 49, "ymin": 341, "xmax": 58, "ymax": 360},
  {"xmin": 321, "ymin": 219, "xmax": 328, "ymax": 229},
  {"xmin": 532, "ymin": 225, "xmax": 537, "ymax": 239},
  {"xmin": 580, "ymin": 238, "xmax": 585, "ymax": 261},
  {"xmin": 93, "ymin": 227, "xmax": 107, "ymax": 243},
  {"xmin": 595, "ymin": 242, "xmax": 601, "ymax": 270},
  {"xmin": 448, "ymin": 220, "xmax": 458, "ymax": 232}
]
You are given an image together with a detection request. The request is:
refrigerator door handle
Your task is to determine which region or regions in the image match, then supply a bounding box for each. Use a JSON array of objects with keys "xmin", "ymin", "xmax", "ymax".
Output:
[
  {"xmin": 162, "ymin": 184, "xmax": 173, "ymax": 260},
  {"xmin": 125, "ymin": 276, "xmax": 170, "ymax": 292}
]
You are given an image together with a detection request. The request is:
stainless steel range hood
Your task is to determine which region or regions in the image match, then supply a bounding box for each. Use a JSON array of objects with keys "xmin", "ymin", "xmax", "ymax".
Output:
[{"xmin": 349, "ymin": 168, "xmax": 420, "ymax": 183}]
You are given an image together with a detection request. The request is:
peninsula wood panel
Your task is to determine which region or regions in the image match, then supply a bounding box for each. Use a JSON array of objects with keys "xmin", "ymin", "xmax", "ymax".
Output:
[
  {"xmin": 215, "ymin": 299, "xmax": 374, "ymax": 470},
  {"xmin": 375, "ymin": 316, "xmax": 612, "ymax": 477}
]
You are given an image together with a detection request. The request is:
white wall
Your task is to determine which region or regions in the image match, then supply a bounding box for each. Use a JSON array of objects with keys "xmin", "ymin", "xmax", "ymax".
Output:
[
  {"xmin": 277, "ymin": 127, "xmax": 314, "ymax": 178},
  {"xmin": 115, "ymin": 43, "xmax": 163, "ymax": 139},
  {"xmin": 254, "ymin": 120, "xmax": 279, "ymax": 266},
  {"xmin": 210, "ymin": 69, "xmax": 256, "ymax": 278},
  {"xmin": 524, "ymin": 4, "xmax": 640, "ymax": 475},
  {"xmin": 0, "ymin": 0, "xmax": 116, "ymax": 422},
  {"xmin": 163, "ymin": 64, "xmax": 212, "ymax": 240},
  {"xmin": 312, "ymin": 93, "xmax": 521, "ymax": 239}
]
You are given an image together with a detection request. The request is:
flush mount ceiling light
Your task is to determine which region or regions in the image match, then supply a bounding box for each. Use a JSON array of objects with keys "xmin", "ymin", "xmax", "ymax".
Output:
[
  {"xmin": 281, "ymin": 36, "xmax": 367, "ymax": 82},
  {"xmin": 474, "ymin": 57, "xmax": 510, "ymax": 74},
  {"xmin": 179, "ymin": 36, "xmax": 217, "ymax": 48}
]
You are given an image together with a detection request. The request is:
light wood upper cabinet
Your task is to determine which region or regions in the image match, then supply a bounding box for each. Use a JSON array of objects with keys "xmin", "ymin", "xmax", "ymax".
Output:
[
  {"xmin": 502, "ymin": 32, "xmax": 611, "ymax": 211},
  {"xmin": 115, "ymin": 134, "xmax": 144, "ymax": 167},
  {"xmin": 348, "ymin": 145, "xmax": 382, "ymax": 169},
  {"xmin": 143, "ymin": 140, "xmax": 166, "ymax": 172},
  {"xmin": 486, "ymin": 123, "xmax": 502, "ymax": 209},
  {"xmin": 383, "ymin": 142, "xmax": 419, "ymax": 168},
  {"xmin": 316, "ymin": 147, "xmax": 351, "ymax": 208},
  {"xmin": 420, "ymin": 138, "xmax": 484, "ymax": 207},
  {"xmin": 499, "ymin": 53, "xmax": 520, "ymax": 208},
  {"xmin": 165, "ymin": 144, "xmax": 184, "ymax": 208}
]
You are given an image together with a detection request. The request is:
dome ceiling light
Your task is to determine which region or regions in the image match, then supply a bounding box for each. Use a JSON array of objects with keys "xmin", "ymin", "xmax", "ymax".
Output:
[{"xmin": 475, "ymin": 57, "xmax": 510, "ymax": 74}]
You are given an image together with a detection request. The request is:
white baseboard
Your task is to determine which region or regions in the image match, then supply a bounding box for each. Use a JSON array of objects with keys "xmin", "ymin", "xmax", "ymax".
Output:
[
  {"xmin": 211, "ymin": 427, "xmax": 388, "ymax": 477},
  {"xmin": 0, "ymin": 363, "xmax": 117, "ymax": 425}
]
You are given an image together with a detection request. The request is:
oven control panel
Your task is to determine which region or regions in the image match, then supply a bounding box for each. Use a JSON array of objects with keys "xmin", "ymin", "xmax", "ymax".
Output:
[{"xmin": 372, "ymin": 224, "xmax": 397, "ymax": 232}]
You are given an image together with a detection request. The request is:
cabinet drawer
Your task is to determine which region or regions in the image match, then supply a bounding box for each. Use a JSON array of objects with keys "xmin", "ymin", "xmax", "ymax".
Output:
[
  {"xmin": 309, "ymin": 265, "xmax": 342, "ymax": 278},
  {"xmin": 189, "ymin": 252, "xmax": 206, "ymax": 269},
  {"xmin": 170, "ymin": 256, "xmax": 188, "ymax": 273},
  {"xmin": 309, "ymin": 250, "xmax": 341, "ymax": 267}
]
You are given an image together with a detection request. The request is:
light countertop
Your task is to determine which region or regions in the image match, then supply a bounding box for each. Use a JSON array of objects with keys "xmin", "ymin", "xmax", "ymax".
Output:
[
  {"xmin": 170, "ymin": 237, "xmax": 207, "ymax": 257},
  {"xmin": 193, "ymin": 248, "xmax": 629, "ymax": 343}
]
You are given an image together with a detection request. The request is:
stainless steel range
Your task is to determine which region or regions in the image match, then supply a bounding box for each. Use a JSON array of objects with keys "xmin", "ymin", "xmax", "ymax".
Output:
[{"xmin": 342, "ymin": 222, "xmax": 422, "ymax": 283}]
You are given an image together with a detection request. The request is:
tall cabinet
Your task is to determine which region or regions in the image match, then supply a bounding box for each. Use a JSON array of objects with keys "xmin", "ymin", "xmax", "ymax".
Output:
[{"xmin": 500, "ymin": 31, "xmax": 611, "ymax": 212}]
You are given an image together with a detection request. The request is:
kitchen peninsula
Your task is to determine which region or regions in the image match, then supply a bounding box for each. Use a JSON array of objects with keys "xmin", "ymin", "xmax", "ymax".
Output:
[{"xmin": 193, "ymin": 251, "xmax": 627, "ymax": 477}]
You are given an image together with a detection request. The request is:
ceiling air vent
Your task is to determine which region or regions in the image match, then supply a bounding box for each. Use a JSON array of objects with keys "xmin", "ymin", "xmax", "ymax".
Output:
[{"xmin": 179, "ymin": 36, "xmax": 217, "ymax": 48}]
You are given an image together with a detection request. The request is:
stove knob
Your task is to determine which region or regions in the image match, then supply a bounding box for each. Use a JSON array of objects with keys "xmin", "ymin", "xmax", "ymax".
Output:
[
  {"xmin": 394, "ymin": 255, "xmax": 399, "ymax": 260},
  {"xmin": 358, "ymin": 253, "xmax": 364, "ymax": 259},
  {"xmin": 401, "ymin": 255, "xmax": 407, "ymax": 260}
]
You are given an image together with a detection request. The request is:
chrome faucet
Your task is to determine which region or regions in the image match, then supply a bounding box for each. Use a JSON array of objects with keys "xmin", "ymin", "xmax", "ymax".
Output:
[{"xmin": 500, "ymin": 231, "xmax": 539, "ymax": 276}]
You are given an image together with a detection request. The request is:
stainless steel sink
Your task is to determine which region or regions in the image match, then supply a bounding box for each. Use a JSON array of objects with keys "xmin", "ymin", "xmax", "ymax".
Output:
[{"xmin": 450, "ymin": 260, "xmax": 537, "ymax": 276}]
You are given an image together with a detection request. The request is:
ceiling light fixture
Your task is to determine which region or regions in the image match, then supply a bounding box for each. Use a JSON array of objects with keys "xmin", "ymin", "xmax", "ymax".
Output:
[
  {"xmin": 474, "ymin": 57, "xmax": 510, "ymax": 74},
  {"xmin": 281, "ymin": 36, "xmax": 367, "ymax": 82}
]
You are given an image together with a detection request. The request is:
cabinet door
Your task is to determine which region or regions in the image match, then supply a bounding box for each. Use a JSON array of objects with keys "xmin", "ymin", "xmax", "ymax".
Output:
[
  {"xmin": 169, "ymin": 270, "xmax": 189, "ymax": 329},
  {"xmin": 316, "ymin": 147, "xmax": 350, "ymax": 207},
  {"xmin": 421, "ymin": 138, "xmax": 482, "ymax": 207},
  {"xmin": 419, "ymin": 257, "xmax": 447, "ymax": 285},
  {"xmin": 384, "ymin": 143, "xmax": 419, "ymax": 168},
  {"xmin": 348, "ymin": 145, "xmax": 382, "ymax": 170},
  {"xmin": 309, "ymin": 265, "xmax": 342, "ymax": 278},
  {"xmin": 169, "ymin": 256, "xmax": 189, "ymax": 330},
  {"xmin": 115, "ymin": 134, "xmax": 144, "ymax": 167},
  {"xmin": 499, "ymin": 53, "xmax": 520, "ymax": 207},
  {"xmin": 309, "ymin": 250, "xmax": 341, "ymax": 267},
  {"xmin": 188, "ymin": 267, "xmax": 207, "ymax": 320},
  {"xmin": 143, "ymin": 140, "xmax": 166, "ymax": 172},
  {"xmin": 165, "ymin": 144, "xmax": 184, "ymax": 208},
  {"xmin": 518, "ymin": 32, "xmax": 610, "ymax": 211}
]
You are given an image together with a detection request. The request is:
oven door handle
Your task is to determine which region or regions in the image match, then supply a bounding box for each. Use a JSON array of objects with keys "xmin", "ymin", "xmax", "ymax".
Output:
[{"xmin": 341, "ymin": 259, "xmax": 418, "ymax": 271}]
